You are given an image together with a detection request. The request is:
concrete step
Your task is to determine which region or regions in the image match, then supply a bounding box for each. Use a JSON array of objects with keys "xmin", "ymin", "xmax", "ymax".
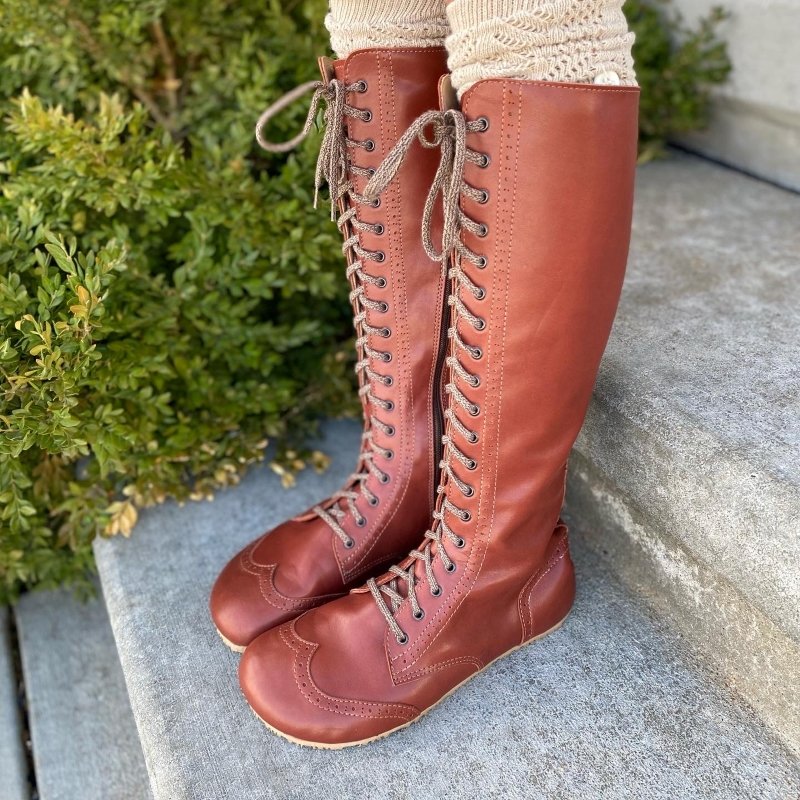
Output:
[
  {"xmin": 0, "ymin": 609, "xmax": 28, "ymax": 800},
  {"xmin": 566, "ymin": 153, "xmax": 800, "ymax": 753},
  {"xmin": 14, "ymin": 585, "xmax": 151, "ymax": 800},
  {"xmin": 95, "ymin": 418, "xmax": 799, "ymax": 800}
]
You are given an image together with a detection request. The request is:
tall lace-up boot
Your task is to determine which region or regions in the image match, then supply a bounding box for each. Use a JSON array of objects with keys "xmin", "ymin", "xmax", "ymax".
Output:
[
  {"xmin": 210, "ymin": 47, "xmax": 448, "ymax": 651},
  {"xmin": 238, "ymin": 76, "xmax": 639, "ymax": 745}
]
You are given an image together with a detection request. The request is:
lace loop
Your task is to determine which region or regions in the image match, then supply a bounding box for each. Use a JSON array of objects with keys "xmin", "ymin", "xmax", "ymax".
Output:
[{"xmin": 256, "ymin": 78, "xmax": 371, "ymax": 218}]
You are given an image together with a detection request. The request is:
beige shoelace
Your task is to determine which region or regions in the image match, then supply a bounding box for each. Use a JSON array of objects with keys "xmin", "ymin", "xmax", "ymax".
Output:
[
  {"xmin": 362, "ymin": 110, "xmax": 490, "ymax": 643},
  {"xmin": 257, "ymin": 79, "xmax": 395, "ymax": 548}
]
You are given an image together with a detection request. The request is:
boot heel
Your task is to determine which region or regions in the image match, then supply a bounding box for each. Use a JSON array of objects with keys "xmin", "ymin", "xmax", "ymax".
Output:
[{"xmin": 519, "ymin": 528, "xmax": 576, "ymax": 642}]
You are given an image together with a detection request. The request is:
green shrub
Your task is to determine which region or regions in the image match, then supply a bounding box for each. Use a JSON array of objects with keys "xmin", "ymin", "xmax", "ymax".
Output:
[
  {"xmin": 626, "ymin": 0, "xmax": 731, "ymax": 161},
  {"xmin": 0, "ymin": 0, "xmax": 729, "ymax": 603}
]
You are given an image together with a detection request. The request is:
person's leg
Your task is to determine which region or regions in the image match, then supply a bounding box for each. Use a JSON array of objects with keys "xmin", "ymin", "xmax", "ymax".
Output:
[
  {"xmin": 446, "ymin": 0, "xmax": 636, "ymax": 94},
  {"xmin": 325, "ymin": 0, "xmax": 448, "ymax": 58}
]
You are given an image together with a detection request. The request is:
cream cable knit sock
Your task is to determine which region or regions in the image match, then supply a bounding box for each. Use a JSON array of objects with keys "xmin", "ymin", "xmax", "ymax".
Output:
[
  {"xmin": 325, "ymin": 0, "xmax": 448, "ymax": 60},
  {"xmin": 446, "ymin": 0, "xmax": 636, "ymax": 97}
]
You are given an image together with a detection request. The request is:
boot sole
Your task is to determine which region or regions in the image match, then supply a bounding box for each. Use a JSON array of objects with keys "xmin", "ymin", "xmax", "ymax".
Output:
[
  {"xmin": 251, "ymin": 612, "xmax": 570, "ymax": 749},
  {"xmin": 216, "ymin": 627, "xmax": 246, "ymax": 654}
]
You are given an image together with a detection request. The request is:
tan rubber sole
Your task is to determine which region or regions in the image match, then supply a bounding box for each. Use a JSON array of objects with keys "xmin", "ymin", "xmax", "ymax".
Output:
[
  {"xmin": 251, "ymin": 613, "xmax": 570, "ymax": 749},
  {"xmin": 216, "ymin": 627, "xmax": 246, "ymax": 654}
]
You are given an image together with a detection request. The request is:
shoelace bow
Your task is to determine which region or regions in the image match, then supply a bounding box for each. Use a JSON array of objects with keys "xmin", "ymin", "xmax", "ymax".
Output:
[
  {"xmin": 363, "ymin": 110, "xmax": 490, "ymax": 644},
  {"xmin": 256, "ymin": 79, "xmax": 395, "ymax": 548}
]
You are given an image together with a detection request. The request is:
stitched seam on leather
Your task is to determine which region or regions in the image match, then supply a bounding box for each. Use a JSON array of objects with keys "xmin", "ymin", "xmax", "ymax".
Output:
[
  {"xmin": 517, "ymin": 536, "xmax": 569, "ymax": 640},
  {"xmin": 282, "ymin": 623, "xmax": 418, "ymax": 721},
  {"xmin": 241, "ymin": 545, "xmax": 346, "ymax": 610},
  {"xmin": 463, "ymin": 78, "xmax": 640, "ymax": 99},
  {"xmin": 394, "ymin": 656, "xmax": 484, "ymax": 685}
]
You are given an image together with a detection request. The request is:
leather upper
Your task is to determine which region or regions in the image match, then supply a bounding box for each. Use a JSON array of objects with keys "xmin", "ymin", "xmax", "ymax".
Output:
[
  {"xmin": 240, "ymin": 78, "xmax": 640, "ymax": 745},
  {"xmin": 210, "ymin": 47, "xmax": 449, "ymax": 648}
]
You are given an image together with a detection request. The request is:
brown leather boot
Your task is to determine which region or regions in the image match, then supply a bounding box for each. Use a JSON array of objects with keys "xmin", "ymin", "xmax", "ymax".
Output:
[
  {"xmin": 238, "ymin": 77, "xmax": 639, "ymax": 745},
  {"xmin": 210, "ymin": 47, "xmax": 449, "ymax": 651}
]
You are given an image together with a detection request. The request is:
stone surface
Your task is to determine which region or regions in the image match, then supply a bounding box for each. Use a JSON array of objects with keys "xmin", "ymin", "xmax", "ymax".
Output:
[
  {"xmin": 670, "ymin": 0, "xmax": 800, "ymax": 191},
  {"xmin": 576, "ymin": 153, "xmax": 800, "ymax": 644},
  {"xmin": 0, "ymin": 609, "xmax": 28, "ymax": 800},
  {"xmin": 565, "ymin": 452, "xmax": 800, "ymax": 757},
  {"xmin": 95, "ymin": 419, "xmax": 799, "ymax": 800},
  {"xmin": 14, "ymin": 586, "xmax": 151, "ymax": 800},
  {"xmin": 567, "ymin": 153, "xmax": 800, "ymax": 753}
]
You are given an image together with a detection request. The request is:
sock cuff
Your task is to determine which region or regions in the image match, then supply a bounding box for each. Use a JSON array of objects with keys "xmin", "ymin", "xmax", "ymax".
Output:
[
  {"xmin": 326, "ymin": 0, "xmax": 448, "ymax": 59},
  {"xmin": 445, "ymin": 0, "xmax": 636, "ymax": 96}
]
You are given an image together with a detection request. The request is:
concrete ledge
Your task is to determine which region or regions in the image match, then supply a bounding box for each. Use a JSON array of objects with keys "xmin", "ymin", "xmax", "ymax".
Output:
[
  {"xmin": 565, "ymin": 450, "xmax": 800, "ymax": 756},
  {"xmin": 0, "ymin": 609, "xmax": 28, "ymax": 800},
  {"xmin": 578, "ymin": 154, "xmax": 800, "ymax": 645},
  {"xmin": 95, "ymin": 420, "xmax": 799, "ymax": 800},
  {"xmin": 15, "ymin": 586, "xmax": 151, "ymax": 800}
]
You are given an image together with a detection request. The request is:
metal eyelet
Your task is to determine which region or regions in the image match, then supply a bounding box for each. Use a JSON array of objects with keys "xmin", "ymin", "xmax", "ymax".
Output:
[
  {"xmin": 470, "ymin": 375, "xmax": 481, "ymax": 388},
  {"xmin": 383, "ymin": 374, "xmax": 393, "ymax": 386},
  {"xmin": 431, "ymin": 586, "xmax": 442, "ymax": 597},
  {"xmin": 380, "ymin": 327, "xmax": 391, "ymax": 338},
  {"xmin": 384, "ymin": 449, "xmax": 394, "ymax": 460},
  {"xmin": 378, "ymin": 302, "xmax": 389, "ymax": 313},
  {"xmin": 471, "ymin": 347, "xmax": 483, "ymax": 360},
  {"xmin": 463, "ymin": 485, "xmax": 475, "ymax": 498},
  {"xmin": 468, "ymin": 405, "xmax": 480, "ymax": 418},
  {"xmin": 370, "ymin": 197, "xmax": 381, "ymax": 208},
  {"xmin": 413, "ymin": 609, "xmax": 425, "ymax": 620},
  {"xmin": 363, "ymin": 110, "xmax": 373, "ymax": 122},
  {"xmin": 477, "ymin": 190, "xmax": 489, "ymax": 204},
  {"xmin": 477, "ymin": 224, "xmax": 488, "ymax": 238},
  {"xmin": 468, "ymin": 432, "xmax": 479, "ymax": 444},
  {"xmin": 355, "ymin": 80, "xmax": 368, "ymax": 93},
  {"xmin": 374, "ymin": 224, "xmax": 385, "ymax": 235},
  {"xmin": 474, "ymin": 318, "xmax": 486, "ymax": 331},
  {"xmin": 379, "ymin": 473, "xmax": 390, "ymax": 484},
  {"xmin": 461, "ymin": 510, "xmax": 472, "ymax": 522},
  {"xmin": 445, "ymin": 562, "xmax": 457, "ymax": 573},
  {"xmin": 367, "ymin": 167, "xmax": 376, "ymax": 177},
  {"xmin": 385, "ymin": 400, "xmax": 395, "ymax": 411},
  {"xmin": 344, "ymin": 538, "xmax": 355, "ymax": 549},
  {"xmin": 475, "ymin": 256, "xmax": 487, "ymax": 269},
  {"xmin": 478, "ymin": 154, "xmax": 490, "ymax": 168},
  {"xmin": 382, "ymin": 352, "xmax": 392, "ymax": 363},
  {"xmin": 466, "ymin": 458, "xmax": 478, "ymax": 469},
  {"xmin": 364, "ymin": 139, "xmax": 376, "ymax": 152},
  {"xmin": 385, "ymin": 425, "xmax": 396, "ymax": 437},
  {"xmin": 376, "ymin": 277, "xmax": 387, "ymax": 288},
  {"xmin": 476, "ymin": 116, "xmax": 489, "ymax": 132},
  {"xmin": 474, "ymin": 287, "xmax": 486, "ymax": 300},
  {"xmin": 374, "ymin": 251, "xmax": 386, "ymax": 262},
  {"xmin": 356, "ymin": 517, "xmax": 366, "ymax": 528},
  {"xmin": 455, "ymin": 536, "xmax": 466, "ymax": 548},
  {"xmin": 396, "ymin": 633, "xmax": 409, "ymax": 645},
  {"xmin": 368, "ymin": 495, "xmax": 379, "ymax": 507}
]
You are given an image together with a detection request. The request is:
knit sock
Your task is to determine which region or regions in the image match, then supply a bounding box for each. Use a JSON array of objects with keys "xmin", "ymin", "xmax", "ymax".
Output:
[
  {"xmin": 445, "ymin": 0, "xmax": 636, "ymax": 97},
  {"xmin": 325, "ymin": 0, "xmax": 448, "ymax": 60}
]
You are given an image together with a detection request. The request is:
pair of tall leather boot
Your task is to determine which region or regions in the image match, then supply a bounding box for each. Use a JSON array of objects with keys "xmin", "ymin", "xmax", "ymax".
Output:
[{"xmin": 210, "ymin": 46, "xmax": 639, "ymax": 748}]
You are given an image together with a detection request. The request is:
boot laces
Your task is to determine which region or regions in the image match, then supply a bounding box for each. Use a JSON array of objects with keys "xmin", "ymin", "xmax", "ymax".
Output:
[
  {"xmin": 363, "ymin": 110, "xmax": 490, "ymax": 643},
  {"xmin": 256, "ymin": 78, "xmax": 394, "ymax": 548}
]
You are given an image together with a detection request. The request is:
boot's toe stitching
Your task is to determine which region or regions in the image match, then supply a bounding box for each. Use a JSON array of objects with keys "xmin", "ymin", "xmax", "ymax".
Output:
[
  {"xmin": 240, "ymin": 544, "xmax": 344, "ymax": 612},
  {"xmin": 281, "ymin": 623, "xmax": 418, "ymax": 723}
]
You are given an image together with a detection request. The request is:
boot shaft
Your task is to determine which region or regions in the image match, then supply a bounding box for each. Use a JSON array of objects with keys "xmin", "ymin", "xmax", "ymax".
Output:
[
  {"xmin": 373, "ymin": 77, "xmax": 639, "ymax": 675},
  {"xmin": 314, "ymin": 47, "xmax": 451, "ymax": 574}
]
